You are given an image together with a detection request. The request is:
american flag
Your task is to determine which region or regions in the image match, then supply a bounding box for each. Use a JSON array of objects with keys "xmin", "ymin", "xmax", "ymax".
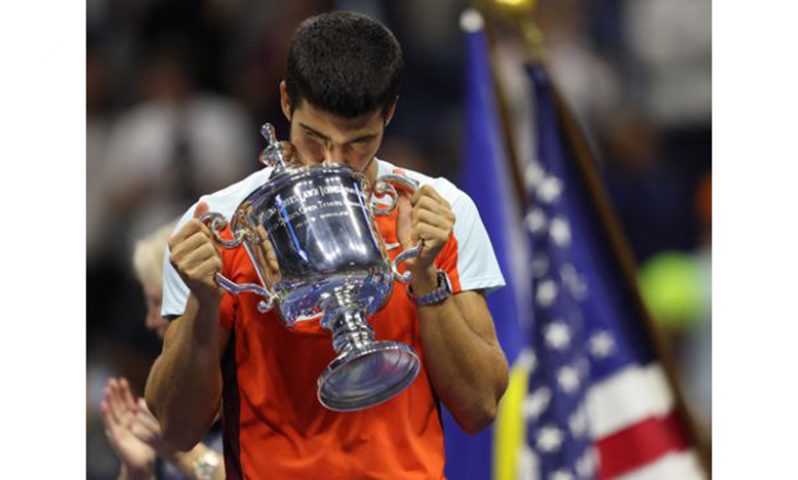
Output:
[
  {"xmin": 446, "ymin": 10, "xmax": 706, "ymax": 480},
  {"xmin": 520, "ymin": 64, "xmax": 703, "ymax": 479}
]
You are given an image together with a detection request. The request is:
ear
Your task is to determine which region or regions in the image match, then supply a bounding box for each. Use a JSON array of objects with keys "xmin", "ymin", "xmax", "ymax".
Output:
[
  {"xmin": 383, "ymin": 97, "xmax": 398, "ymax": 127},
  {"xmin": 279, "ymin": 80, "xmax": 293, "ymax": 121}
]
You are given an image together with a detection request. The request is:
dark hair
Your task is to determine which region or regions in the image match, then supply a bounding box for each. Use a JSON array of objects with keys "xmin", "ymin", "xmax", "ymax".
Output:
[{"xmin": 285, "ymin": 11, "xmax": 403, "ymax": 118}]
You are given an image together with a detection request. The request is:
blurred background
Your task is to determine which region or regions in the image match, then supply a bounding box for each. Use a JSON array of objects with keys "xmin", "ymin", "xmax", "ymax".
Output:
[{"xmin": 86, "ymin": 0, "xmax": 710, "ymax": 477}]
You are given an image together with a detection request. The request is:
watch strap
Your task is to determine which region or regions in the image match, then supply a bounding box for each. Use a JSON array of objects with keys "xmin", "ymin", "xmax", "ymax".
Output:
[{"xmin": 407, "ymin": 271, "xmax": 453, "ymax": 306}]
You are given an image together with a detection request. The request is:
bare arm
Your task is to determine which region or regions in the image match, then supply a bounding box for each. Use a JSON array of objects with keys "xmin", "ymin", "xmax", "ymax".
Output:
[
  {"xmin": 414, "ymin": 270, "xmax": 509, "ymax": 433},
  {"xmin": 145, "ymin": 299, "xmax": 229, "ymax": 450},
  {"xmin": 144, "ymin": 202, "xmax": 230, "ymax": 450},
  {"xmin": 397, "ymin": 186, "xmax": 509, "ymax": 434}
]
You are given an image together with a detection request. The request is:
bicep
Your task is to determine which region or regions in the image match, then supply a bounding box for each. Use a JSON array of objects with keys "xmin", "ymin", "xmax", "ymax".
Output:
[{"xmin": 160, "ymin": 315, "xmax": 232, "ymax": 360}]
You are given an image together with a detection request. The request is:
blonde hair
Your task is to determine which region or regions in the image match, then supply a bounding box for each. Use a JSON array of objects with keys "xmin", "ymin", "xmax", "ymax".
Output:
[{"xmin": 132, "ymin": 221, "xmax": 177, "ymax": 293}]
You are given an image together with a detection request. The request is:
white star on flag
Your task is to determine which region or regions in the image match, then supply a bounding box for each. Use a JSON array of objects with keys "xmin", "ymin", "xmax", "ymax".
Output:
[
  {"xmin": 557, "ymin": 366, "xmax": 581, "ymax": 394},
  {"xmin": 544, "ymin": 321, "xmax": 571, "ymax": 350},
  {"xmin": 536, "ymin": 279, "xmax": 559, "ymax": 307},
  {"xmin": 568, "ymin": 407, "xmax": 588, "ymax": 437},
  {"xmin": 532, "ymin": 252, "xmax": 550, "ymax": 279},
  {"xmin": 560, "ymin": 263, "xmax": 588, "ymax": 299},
  {"xmin": 525, "ymin": 208, "xmax": 548, "ymax": 233},
  {"xmin": 549, "ymin": 216, "xmax": 572, "ymax": 247},
  {"xmin": 536, "ymin": 424, "xmax": 565, "ymax": 453},
  {"xmin": 525, "ymin": 161, "xmax": 545, "ymax": 189},
  {"xmin": 589, "ymin": 331, "xmax": 616, "ymax": 358},
  {"xmin": 537, "ymin": 175, "xmax": 564, "ymax": 203},
  {"xmin": 524, "ymin": 386, "xmax": 552, "ymax": 419},
  {"xmin": 550, "ymin": 469, "xmax": 574, "ymax": 480}
]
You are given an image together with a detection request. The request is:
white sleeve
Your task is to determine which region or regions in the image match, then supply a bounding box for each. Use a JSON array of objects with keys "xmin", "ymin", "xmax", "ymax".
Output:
[
  {"xmin": 451, "ymin": 191, "xmax": 506, "ymax": 294},
  {"xmin": 160, "ymin": 206, "xmax": 196, "ymax": 319}
]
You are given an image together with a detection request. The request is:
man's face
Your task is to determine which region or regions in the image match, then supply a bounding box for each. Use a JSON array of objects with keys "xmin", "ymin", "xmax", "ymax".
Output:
[{"xmin": 280, "ymin": 82, "xmax": 394, "ymax": 182}]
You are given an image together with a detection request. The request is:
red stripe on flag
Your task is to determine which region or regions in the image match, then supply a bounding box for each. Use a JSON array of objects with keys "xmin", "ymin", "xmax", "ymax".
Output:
[{"xmin": 596, "ymin": 410, "xmax": 689, "ymax": 478}]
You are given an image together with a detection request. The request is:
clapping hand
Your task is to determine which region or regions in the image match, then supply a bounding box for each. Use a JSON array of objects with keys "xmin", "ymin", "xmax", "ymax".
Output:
[{"xmin": 100, "ymin": 378, "xmax": 157, "ymax": 475}]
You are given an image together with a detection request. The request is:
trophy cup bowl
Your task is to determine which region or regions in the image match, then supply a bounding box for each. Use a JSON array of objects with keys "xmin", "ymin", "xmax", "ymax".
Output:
[{"xmin": 201, "ymin": 124, "xmax": 422, "ymax": 411}]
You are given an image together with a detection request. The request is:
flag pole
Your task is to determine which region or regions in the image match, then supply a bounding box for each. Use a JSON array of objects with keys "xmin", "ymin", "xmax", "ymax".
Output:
[
  {"xmin": 476, "ymin": 0, "xmax": 712, "ymax": 475},
  {"xmin": 470, "ymin": 0, "xmax": 528, "ymax": 210}
]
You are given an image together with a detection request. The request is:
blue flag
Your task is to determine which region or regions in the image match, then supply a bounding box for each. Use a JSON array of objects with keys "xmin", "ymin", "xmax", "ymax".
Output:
[{"xmin": 444, "ymin": 10, "xmax": 534, "ymax": 480}]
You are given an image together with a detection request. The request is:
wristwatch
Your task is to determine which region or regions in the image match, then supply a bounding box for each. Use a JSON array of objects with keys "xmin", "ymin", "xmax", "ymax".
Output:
[
  {"xmin": 192, "ymin": 450, "xmax": 221, "ymax": 480},
  {"xmin": 407, "ymin": 271, "xmax": 453, "ymax": 306}
]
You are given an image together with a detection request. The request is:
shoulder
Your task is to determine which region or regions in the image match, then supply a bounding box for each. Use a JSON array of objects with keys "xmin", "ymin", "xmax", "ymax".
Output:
[
  {"xmin": 172, "ymin": 166, "xmax": 274, "ymax": 233},
  {"xmin": 376, "ymin": 159, "xmax": 479, "ymax": 219}
]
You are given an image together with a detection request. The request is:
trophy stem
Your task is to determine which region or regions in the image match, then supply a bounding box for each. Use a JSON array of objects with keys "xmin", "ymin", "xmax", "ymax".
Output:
[
  {"xmin": 328, "ymin": 308, "xmax": 375, "ymax": 355},
  {"xmin": 316, "ymin": 297, "xmax": 421, "ymax": 411}
]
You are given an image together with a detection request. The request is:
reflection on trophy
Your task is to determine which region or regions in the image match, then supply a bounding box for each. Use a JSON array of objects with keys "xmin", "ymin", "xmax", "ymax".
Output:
[{"xmin": 201, "ymin": 123, "xmax": 422, "ymax": 411}]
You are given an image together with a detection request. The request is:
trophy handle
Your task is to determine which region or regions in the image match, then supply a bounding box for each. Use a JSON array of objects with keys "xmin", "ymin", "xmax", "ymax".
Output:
[
  {"xmin": 200, "ymin": 211, "xmax": 277, "ymax": 313},
  {"xmin": 369, "ymin": 174, "xmax": 420, "ymax": 216},
  {"xmin": 368, "ymin": 173, "xmax": 424, "ymax": 284},
  {"xmin": 215, "ymin": 273, "xmax": 275, "ymax": 313},
  {"xmin": 391, "ymin": 242, "xmax": 423, "ymax": 284},
  {"xmin": 200, "ymin": 212, "xmax": 247, "ymax": 248}
]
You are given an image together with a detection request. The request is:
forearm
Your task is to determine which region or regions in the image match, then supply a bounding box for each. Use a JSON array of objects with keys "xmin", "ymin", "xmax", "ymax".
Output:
[
  {"xmin": 145, "ymin": 295, "xmax": 223, "ymax": 450},
  {"xmin": 415, "ymin": 274, "xmax": 508, "ymax": 433}
]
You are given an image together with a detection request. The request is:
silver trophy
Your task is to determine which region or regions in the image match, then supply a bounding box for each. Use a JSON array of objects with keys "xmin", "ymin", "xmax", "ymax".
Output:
[{"xmin": 202, "ymin": 123, "xmax": 422, "ymax": 411}]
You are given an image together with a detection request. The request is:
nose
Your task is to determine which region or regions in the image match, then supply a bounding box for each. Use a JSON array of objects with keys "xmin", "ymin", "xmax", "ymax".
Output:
[{"xmin": 322, "ymin": 144, "xmax": 347, "ymax": 166}]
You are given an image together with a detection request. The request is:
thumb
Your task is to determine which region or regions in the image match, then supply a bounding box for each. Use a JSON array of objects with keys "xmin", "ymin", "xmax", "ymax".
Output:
[
  {"xmin": 396, "ymin": 195, "xmax": 414, "ymax": 250},
  {"xmin": 193, "ymin": 201, "xmax": 209, "ymax": 219}
]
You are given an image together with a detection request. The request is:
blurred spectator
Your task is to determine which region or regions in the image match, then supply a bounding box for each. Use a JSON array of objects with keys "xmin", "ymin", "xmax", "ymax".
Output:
[
  {"xmin": 623, "ymin": 0, "xmax": 711, "ymax": 129},
  {"xmin": 536, "ymin": 0, "xmax": 622, "ymax": 125},
  {"xmin": 102, "ymin": 42, "xmax": 256, "ymax": 254},
  {"xmin": 87, "ymin": 46, "xmax": 115, "ymax": 261},
  {"xmin": 599, "ymin": 110, "xmax": 698, "ymax": 261},
  {"xmin": 100, "ymin": 222, "xmax": 224, "ymax": 480}
]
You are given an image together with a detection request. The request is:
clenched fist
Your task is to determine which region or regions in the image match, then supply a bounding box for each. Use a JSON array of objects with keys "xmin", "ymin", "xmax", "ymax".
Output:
[
  {"xmin": 396, "ymin": 184, "xmax": 456, "ymax": 290},
  {"xmin": 168, "ymin": 202, "xmax": 224, "ymax": 305}
]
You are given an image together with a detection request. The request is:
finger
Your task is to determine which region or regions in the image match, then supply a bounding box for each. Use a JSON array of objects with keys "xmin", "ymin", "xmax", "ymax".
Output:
[
  {"xmin": 130, "ymin": 419, "xmax": 156, "ymax": 444},
  {"xmin": 186, "ymin": 257, "xmax": 222, "ymax": 285},
  {"xmin": 193, "ymin": 201, "xmax": 209, "ymax": 219},
  {"xmin": 168, "ymin": 220, "xmax": 205, "ymax": 251},
  {"xmin": 105, "ymin": 386, "xmax": 128, "ymax": 427},
  {"xmin": 170, "ymin": 227, "xmax": 216, "ymax": 258},
  {"xmin": 100, "ymin": 405, "xmax": 122, "ymax": 446},
  {"xmin": 413, "ymin": 196, "xmax": 454, "ymax": 218},
  {"xmin": 119, "ymin": 378, "xmax": 138, "ymax": 413},
  {"xmin": 415, "ymin": 223, "xmax": 450, "ymax": 247},
  {"xmin": 423, "ymin": 185, "xmax": 451, "ymax": 209},
  {"xmin": 100, "ymin": 401, "xmax": 116, "ymax": 429},
  {"xmin": 172, "ymin": 236, "xmax": 220, "ymax": 266},
  {"xmin": 136, "ymin": 402, "xmax": 162, "ymax": 434},
  {"xmin": 396, "ymin": 195, "xmax": 414, "ymax": 250},
  {"xmin": 412, "ymin": 198, "xmax": 454, "ymax": 230},
  {"xmin": 413, "ymin": 209, "xmax": 453, "ymax": 231}
]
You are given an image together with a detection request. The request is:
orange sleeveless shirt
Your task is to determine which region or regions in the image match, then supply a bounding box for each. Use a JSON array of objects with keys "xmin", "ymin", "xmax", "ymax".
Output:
[{"xmin": 217, "ymin": 209, "xmax": 463, "ymax": 479}]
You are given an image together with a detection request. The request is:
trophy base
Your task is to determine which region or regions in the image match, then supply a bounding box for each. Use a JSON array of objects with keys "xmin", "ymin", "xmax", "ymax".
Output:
[{"xmin": 317, "ymin": 341, "xmax": 420, "ymax": 412}]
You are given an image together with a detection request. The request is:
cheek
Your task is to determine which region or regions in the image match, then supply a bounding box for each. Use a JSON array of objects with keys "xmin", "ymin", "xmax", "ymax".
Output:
[{"xmin": 350, "ymin": 142, "xmax": 380, "ymax": 167}]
